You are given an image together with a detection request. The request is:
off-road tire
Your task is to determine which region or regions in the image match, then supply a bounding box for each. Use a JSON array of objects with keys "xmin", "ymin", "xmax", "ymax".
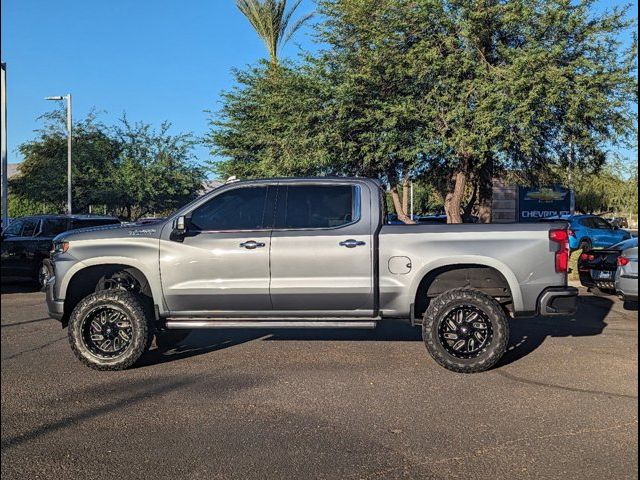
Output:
[
  {"xmin": 422, "ymin": 288, "xmax": 509, "ymax": 374},
  {"xmin": 155, "ymin": 330, "xmax": 192, "ymax": 350},
  {"xmin": 68, "ymin": 290, "xmax": 152, "ymax": 371}
]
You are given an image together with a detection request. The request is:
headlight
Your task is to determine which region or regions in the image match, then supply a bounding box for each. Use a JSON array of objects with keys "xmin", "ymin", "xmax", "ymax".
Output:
[{"xmin": 51, "ymin": 241, "xmax": 69, "ymax": 254}]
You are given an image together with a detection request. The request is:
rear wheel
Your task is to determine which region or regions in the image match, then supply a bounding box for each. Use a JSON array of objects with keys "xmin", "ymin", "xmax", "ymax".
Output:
[
  {"xmin": 68, "ymin": 290, "xmax": 152, "ymax": 371},
  {"xmin": 422, "ymin": 288, "xmax": 509, "ymax": 373}
]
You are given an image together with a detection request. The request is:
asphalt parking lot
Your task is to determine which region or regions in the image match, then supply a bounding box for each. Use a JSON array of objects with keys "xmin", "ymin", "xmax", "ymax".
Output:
[{"xmin": 1, "ymin": 284, "xmax": 637, "ymax": 480}]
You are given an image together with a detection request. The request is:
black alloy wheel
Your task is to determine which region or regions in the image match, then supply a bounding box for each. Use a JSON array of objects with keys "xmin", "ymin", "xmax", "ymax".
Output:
[{"xmin": 437, "ymin": 305, "xmax": 493, "ymax": 359}]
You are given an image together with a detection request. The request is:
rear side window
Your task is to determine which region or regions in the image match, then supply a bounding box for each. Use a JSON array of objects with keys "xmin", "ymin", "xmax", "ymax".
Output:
[
  {"xmin": 42, "ymin": 218, "xmax": 69, "ymax": 236},
  {"xmin": 591, "ymin": 217, "xmax": 611, "ymax": 229},
  {"xmin": 190, "ymin": 186, "xmax": 269, "ymax": 231},
  {"xmin": 276, "ymin": 185, "xmax": 358, "ymax": 229},
  {"xmin": 578, "ymin": 218, "xmax": 593, "ymax": 228},
  {"xmin": 21, "ymin": 219, "xmax": 38, "ymax": 237}
]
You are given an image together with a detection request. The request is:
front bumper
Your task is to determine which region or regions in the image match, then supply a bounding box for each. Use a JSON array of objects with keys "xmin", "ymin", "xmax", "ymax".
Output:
[
  {"xmin": 537, "ymin": 286, "xmax": 578, "ymax": 316},
  {"xmin": 45, "ymin": 276, "xmax": 65, "ymax": 321}
]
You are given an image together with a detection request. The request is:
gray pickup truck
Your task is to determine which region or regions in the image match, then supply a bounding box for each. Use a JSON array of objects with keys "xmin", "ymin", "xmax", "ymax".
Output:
[{"xmin": 46, "ymin": 177, "xmax": 577, "ymax": 372}]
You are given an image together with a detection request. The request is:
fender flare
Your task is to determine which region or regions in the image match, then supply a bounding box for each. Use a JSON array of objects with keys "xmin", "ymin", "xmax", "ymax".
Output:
[
  {"xmin": 60, "ymin": 256, "xmax": 165, "ymax": 313},
  {"xmin": 409, "ymin": 255, "xmax": 524, "ymax": 312}
]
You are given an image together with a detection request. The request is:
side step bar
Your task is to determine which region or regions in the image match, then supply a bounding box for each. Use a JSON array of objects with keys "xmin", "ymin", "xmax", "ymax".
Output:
[{"xmin": 165, "ymin": 319, "xmax": 379, "ymax": 329}]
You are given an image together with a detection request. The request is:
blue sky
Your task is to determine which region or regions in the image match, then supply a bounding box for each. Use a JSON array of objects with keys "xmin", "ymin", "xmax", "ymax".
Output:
[
  {"xmin": 1, "ymin": 0, "xmax": 637, "ymax": 172},
  {"xmin": 1, "ymin": 0, "xmax": 317, "ymax": 168}
]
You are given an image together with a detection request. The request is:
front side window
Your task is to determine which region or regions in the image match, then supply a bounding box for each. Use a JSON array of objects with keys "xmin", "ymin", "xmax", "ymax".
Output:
[
  {"xmin": 276, "ymin": 185, "xmax": 357, "ymax": 229},
  {"xmin": 190, "ymin": 186, "xmax": 269, "ymax": 231}
]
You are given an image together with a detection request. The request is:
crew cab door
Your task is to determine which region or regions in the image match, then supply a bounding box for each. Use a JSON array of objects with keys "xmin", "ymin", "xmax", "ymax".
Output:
[
  {"xmin": 269, "ymin": 183, "xmax": 374, "ymax": 316},
  {"xmin": 159, "ymin": 185, "xmax": 276, "ymax": 314}
]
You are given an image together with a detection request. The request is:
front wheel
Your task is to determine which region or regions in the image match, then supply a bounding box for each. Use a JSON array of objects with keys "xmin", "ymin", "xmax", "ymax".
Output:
[
  {"xmin": 422, "ymin": 288, "xmax": 509, "ymax": 373},
  {"xmin": 68, "ymin": 290, "xmax": 152, "ymax": 371},
  {"xmin": 36, "ymin": 259, "xmax": 53, "ymax": 290}
]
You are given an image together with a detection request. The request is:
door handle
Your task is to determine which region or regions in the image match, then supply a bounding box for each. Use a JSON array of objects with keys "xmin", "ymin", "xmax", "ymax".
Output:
[
  {"xmin": 240, "ymin": 240, "xmax": 266, "ymax": 249},
  {"xmin": 339, "ymin": 239, "xmax": 366, "ymax": 248}
]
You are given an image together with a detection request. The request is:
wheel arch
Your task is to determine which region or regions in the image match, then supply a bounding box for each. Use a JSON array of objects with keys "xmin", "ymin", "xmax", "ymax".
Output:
[
  {"xmin": 61, "ymin": 259, "xmax": 161, "ymax": 326},
  {"xmin": 410, "ymin": 257, "xmax": 523, "ymax": 319}
]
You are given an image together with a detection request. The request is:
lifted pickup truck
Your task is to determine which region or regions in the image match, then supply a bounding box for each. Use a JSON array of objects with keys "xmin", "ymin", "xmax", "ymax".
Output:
[{"xmin": 46, "ymin": 178, "xmax": 577, "ymax": 373}]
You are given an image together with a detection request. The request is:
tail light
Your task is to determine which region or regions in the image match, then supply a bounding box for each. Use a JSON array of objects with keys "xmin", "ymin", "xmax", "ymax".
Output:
[
  {"xmin": 617, "ymin": 256, "xmax": 630, "ymax": 267},
  {"xmin": 579, "ymin": 253, "xmax": 595, "ymax": 261},
  {"xmin": 568, "ymin": 229, "xmax": 576, "ymax": 237},
  {"xmin": 549, "ymin": 229, "xmax": 569, "ymax": 273}
]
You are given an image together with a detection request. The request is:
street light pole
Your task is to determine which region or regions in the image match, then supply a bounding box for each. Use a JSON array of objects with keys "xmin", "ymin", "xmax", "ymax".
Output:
[
  {"xmin": 1, "ymin": 63, "xmax": 8, "ymax": 228},
  {"xmin": 45, "ymin": 94, "xmax": 72, "ymax": 214},
  {"xmin": 65, "ymin": 94, "xmax": 72, "ymax": 215}
]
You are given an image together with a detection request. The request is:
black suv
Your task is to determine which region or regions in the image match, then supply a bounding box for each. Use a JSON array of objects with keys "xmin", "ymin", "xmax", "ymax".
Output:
[{"xmin": 1, "ymin": 215, "xmax": 120, "ymax": 287}]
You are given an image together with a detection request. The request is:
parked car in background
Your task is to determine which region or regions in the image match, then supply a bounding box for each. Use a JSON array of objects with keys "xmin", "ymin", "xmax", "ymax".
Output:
[
  {"xmin": 615, "ymin": 239, "xmax": 638, "ymax": 306},
  {"xmin": 1, "ymin": 215, "xmax": 121, "ymax": 287},
  {"xmin": 541, "ymin": 214, "xmax": 632, "ymax": 251},
  {"xmin": 577, "ymin": 238, "xmax": 636, "ymax": 292}
]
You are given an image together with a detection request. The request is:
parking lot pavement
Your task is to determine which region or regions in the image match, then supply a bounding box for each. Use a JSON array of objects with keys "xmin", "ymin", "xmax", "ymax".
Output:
[{"xmin": 1, "ymin": 285, "xmax": 637, "ymax": 480}]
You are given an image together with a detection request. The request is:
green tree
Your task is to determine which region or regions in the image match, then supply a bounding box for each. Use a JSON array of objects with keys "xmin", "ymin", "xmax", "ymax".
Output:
[
  {"xmin": 210, "ymin": 0, "xmax": 637, "ymax": 223},
  {"xmin": 10, "ymin": 110, "xmax": 205, "ymax": 220},
  {"xmin": 236, "ymin": 0, "xmax": 313, "ymax": 64},
  {"xmin": 208, "ymin": 61, "xmax": 329, "ymax": 178},
  {"xmin": 110, "ymin": 118, "xmax": 205, "ymax": 220},
  {"xmin": 10, "ymin": 110, "xmax": 121, "ymax": 213}
]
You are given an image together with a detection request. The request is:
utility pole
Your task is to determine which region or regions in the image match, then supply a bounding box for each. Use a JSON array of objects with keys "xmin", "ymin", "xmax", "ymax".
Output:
[
  {"xmin": 1, "ymin": 62, "xmax": 8, "ymax": 228},
  {"xmin": 45, "ymin": 94, "xmax": 72, "ymax": 214}
]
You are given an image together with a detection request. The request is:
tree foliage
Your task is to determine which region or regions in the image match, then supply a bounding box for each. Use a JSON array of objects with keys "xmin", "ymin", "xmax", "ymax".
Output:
[
  {"xmin": 209, "ymin": 0, "xmax": 637, "ymax": 223},
  {"xmin": 10, "ymin": 110, "xmax": 205, "ymax": 220},
  {"xmin": 236, "ymin": 0, "xmax": 314, "ymax": 64}
]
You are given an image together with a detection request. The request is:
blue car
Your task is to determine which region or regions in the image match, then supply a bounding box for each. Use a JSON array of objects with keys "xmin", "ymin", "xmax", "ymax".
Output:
[{"xmin": 543, "ymin": 214, "xmax": 632, "ymax": 251}]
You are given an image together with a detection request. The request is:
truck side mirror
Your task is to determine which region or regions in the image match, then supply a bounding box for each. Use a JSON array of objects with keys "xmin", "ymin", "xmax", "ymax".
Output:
[
  {"xmin": 170, "ymin": 215, "xmax": 189, "ymax": 243},
  {"xmin": 175, "ymin": 215, "xmax": 187, "ymax": 233}
]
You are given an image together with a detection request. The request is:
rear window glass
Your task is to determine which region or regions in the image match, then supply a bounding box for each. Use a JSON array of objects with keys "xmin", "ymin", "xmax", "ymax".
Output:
[{"xmin": 277, "ymin": 185, "xmax": 357, "ymax": 229}]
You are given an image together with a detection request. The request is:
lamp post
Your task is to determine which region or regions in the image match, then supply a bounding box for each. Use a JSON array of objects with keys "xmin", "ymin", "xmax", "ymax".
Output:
[
  {"xmin": 45, "ymin": 94, "xmax": 72, "ymax": 214},
  {"xmin": 1, "ymin": 63, "xmax": 8, "ymax": 228}
]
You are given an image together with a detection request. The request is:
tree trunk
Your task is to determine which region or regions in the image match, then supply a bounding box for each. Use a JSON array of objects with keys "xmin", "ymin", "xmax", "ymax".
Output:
[
  {"xmin": 477, "ymin": 156, "xmax": 493, "ymax": 223},
  {"xmin": 401, "ymin": 177, "xmax": 410, "ymax": 219},
  {"xmin": 390, "ymin": 185, "xmax": 415, "ymax": 224},
  {"xmin": 444, "ymin": 171, "xmax": 467, "ymax": 224}
]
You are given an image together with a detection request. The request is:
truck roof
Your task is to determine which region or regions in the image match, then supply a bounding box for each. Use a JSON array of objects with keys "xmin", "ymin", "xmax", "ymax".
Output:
[{"xmin": 225, "ymin": 176, "xmax": 383, "ymax": 188}]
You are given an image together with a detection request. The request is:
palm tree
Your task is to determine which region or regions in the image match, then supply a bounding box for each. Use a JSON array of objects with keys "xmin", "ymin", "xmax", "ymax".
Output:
[{"xmin": 236, "ymin": 0, "xmax": 313, "ymax": 64}]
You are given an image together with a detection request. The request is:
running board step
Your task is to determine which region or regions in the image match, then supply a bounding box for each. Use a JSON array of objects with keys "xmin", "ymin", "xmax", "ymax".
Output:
[{"xmin": 165, "ymin": 319, "xmax": 379, "ymax": 329}]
